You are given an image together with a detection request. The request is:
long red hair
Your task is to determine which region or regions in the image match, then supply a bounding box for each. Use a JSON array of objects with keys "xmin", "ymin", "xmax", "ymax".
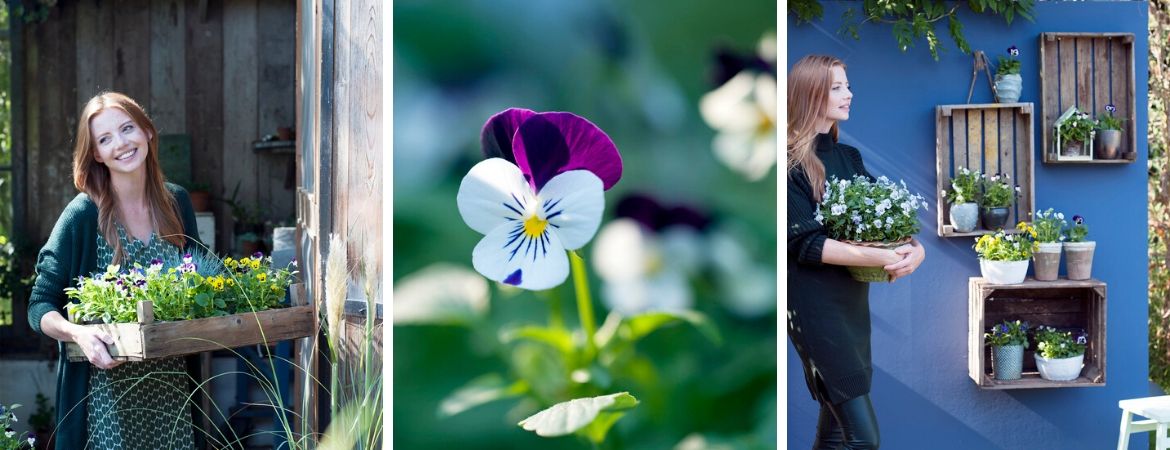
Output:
[
  {"xmin": 787, "ymin": 55, "xmax": 846, "ymax": 201},
  {"xmin": 72, "ymin": 92, "xmax": 185, "ymax": 264}
]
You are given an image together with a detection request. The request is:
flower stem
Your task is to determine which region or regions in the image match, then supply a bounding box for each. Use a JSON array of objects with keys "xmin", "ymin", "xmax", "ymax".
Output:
[{"xmin": 569, "ymin": 251, "xmax": 597, "ymax": 358}]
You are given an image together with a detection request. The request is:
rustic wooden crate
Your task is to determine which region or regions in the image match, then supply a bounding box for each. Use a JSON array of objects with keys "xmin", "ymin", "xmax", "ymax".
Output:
[
  {"xmin": 1039, "ymin": 32, "xmax": 1136, "ymax": 164},
  {"xmin": 65, "ymin": 300, "xmax": 315, "ymax": 362},
  {"xmin": 968, "ymin": 277, "xmax": 1107, "ymax": 389},
  {"xmin": 935, "ymin": 103, "xmax": 1036, "ymax": 237}
]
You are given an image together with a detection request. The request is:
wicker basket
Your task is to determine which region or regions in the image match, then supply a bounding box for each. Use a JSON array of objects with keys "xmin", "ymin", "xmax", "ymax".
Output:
[{"xmin": 842, "ymin": 237, "xmax": 912, "ymax": 283}]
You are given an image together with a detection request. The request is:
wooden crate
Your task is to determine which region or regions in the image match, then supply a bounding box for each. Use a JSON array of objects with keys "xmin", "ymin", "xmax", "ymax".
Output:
[
  {"xmin": 935, "ymin": 103, "xmax": 1036, "ymax": 237},
  {"xmin": 65, "ymin": 301, "xmax": 315, "ymax": 362},
  {"xmin": 1039, "ymin": 32, "xmax": 1136, "ymax": 164},
  {"xmin": 968, "ymin": 277, "xmax": 1106, "ymax": 389}
]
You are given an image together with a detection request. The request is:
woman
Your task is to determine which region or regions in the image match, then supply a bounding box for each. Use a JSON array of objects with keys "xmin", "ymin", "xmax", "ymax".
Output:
[
  {"xmin": 787, "ymin": 55, "xmax": 926, "ymax": 449},
  {"xmin": 27, "ymin": 92, "xmax": 203, "ymax": 449}
]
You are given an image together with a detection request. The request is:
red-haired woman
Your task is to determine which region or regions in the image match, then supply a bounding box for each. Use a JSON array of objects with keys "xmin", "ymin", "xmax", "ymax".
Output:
[
  {"xmin": 28, "ymin": 92, "xmax": 202, "ymax": 449},
  {"xmin": 787, "ymin": 55, "xmax": 925, "ymax": 449}
]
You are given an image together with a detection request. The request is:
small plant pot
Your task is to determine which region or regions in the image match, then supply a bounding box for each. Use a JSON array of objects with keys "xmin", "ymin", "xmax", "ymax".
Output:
[
  {"xmin": 189, "ymin": 191, "xmax": 211, "ymax": 212},
  {"xmin": 949, "ymin": 202, "xmax": 979, "ymax": 233},
  {"xmin": 1032, "ymin": 242, "xmax": 1062, "ymax": 281},
  {"xmin": 1035, "ymin": 353, "xmax": 1085, "ymax": 381},
  {"xmin": 980, "ymin": 206, "xmax": 1010, "ymax": 231},
  {"xmin": 994, "ymin": 73, "xmax": 1022, "ymax": 103},
  {"xmin": 979, "ymin": 258, "xmax": 1029, "ymax": 284},
  {"xmin": 1064, "ymin": 241, "xmax": 1096, "ymax": 280},
  {"xmin": 1096, "ymin": 129, "xmax": 1122, "ymax": 160},
  {"xmin": 1062, "ymin": 140, "xmax": 1087, "ymax": 157},
  {"xmin": 843, "ymin": 238, "xmax": 911, "ymax": 283},
  {"xmin": 992, "ymin": 344, "xmax": 1025, "ymax": 380}
]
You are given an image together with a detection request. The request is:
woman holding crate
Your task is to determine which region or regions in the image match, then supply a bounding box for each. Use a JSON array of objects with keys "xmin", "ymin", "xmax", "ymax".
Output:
[
  {"xmin": 787, "ymin": 55, "xmax": 926, "ymax": 449},
  {"xmin": 27, "ymin": 92, "xmax": 202, "ymax": 449}
]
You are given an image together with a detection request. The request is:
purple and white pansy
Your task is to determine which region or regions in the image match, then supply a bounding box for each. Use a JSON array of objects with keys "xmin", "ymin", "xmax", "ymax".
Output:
[{"xmin": 457, "ymin": 108, "xmax": 623, "ymax": 290}]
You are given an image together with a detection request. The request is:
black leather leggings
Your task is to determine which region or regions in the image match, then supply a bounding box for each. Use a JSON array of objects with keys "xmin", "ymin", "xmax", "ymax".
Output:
[{"xmin": 812, "ymin": 394, "xmax": 880, "ymax": 450}]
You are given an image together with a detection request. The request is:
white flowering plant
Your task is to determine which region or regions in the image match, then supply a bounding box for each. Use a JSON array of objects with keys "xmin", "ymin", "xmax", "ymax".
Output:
[
  {"xmin": 1035, "ymin": 326, "xmax": 1087, "ymax": 359},
  {"xmin": 816, "ymin": 174, "xmax": 928, "ymax": 243},
  {"xmin": 981, "ymin": 173, "xmax": 1019, "ymax": 208},
  {"xmin": 1030, "ymin": 208, "xmax": 1067, "ymax": 243},
  {"xmin": 943, "ymin": 167, "xmax": 982, "ymax": 205}
]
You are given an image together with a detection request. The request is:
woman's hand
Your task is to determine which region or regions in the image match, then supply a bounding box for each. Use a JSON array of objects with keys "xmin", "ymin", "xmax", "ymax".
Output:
[
  {"xmin": 884, "ymin": 238, "xmax": 925, "ymax": 281},
  {"xmin": 71, "ymin": 326, "xmax": 123, "ymax": 370}
]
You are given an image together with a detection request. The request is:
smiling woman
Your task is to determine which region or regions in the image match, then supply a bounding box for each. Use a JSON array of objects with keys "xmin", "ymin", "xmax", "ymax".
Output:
[{"xmin": 27, "ymin": 92, "xmax": 205, "ymax": 450}]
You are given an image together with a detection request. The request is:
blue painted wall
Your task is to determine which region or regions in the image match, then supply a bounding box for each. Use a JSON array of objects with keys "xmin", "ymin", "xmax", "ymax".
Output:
[{"xmin": 788, "ymin": 3, "xmax": 1150, "ymax": 449}]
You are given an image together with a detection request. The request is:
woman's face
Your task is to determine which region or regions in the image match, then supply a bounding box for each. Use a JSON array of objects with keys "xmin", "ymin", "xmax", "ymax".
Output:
[
  {"xmin": 90, "ymin": 108, "xmax": 151, "ymax": 176},
  {"xmin": 823, "ymin": 65, "xmax": 852, "ymax": 123}
]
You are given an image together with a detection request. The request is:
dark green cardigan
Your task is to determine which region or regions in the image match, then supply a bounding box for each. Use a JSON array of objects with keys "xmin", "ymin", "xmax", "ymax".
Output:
[{"xmin": 27, "ymin": 183, "xmax": 201, "ymax": 450}]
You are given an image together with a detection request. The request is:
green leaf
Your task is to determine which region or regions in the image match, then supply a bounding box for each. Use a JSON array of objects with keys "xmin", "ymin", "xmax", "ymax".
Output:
[
  {"xmin": 517, "ymin": 392, "xmax": 638, "ymax": 440},
  {"xmin": 579, "ymin": 410, "xmax": 626, "ymax": 444},
  {"xmin": 620, "ymin": 310, "xmax": 722, "ymax": 346},
  {"xmin": 501, "ymin": 325, "xmax": 575, "ymax": 355},
  {"xmin": 393, "ymin": 264, "xmax": 489, "ymax": 326},
  {"xmin": 437, "ymin": 373, "xmax": 528, "ymax": 417}
]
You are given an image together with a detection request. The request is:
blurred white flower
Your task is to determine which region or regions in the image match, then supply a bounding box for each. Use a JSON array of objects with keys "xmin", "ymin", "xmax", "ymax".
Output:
[
  {"xmin": 699, "ymin": 70, "xmax": 777, "ymax": 181},
  {"xmin": 592, "ymin": 219, "xmax": 693, "ymax": 315},
  {"xmin": 707, "ymin": 229, "xmax": 775, "ymax": 318}
]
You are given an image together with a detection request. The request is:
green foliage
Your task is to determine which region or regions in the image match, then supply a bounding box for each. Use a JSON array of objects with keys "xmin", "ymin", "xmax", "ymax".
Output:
[
  {"xmin": 817, "ymin": 174, "xmax": 928, "ymax": 243},
  {"xmin": 27, "ymin": 393, "xmax": 53, "ymax": 431},
  {"xmin": 985, "ymin": 319, "xmax": 1028, "ymax": 348},
  {"xmin": 788, "ymin": 0, "xmax": 1036, "ymax": 60},
  {"xmin": 1034, "ymin": 326, "xmax": 1087, "ymax": 359},
  {"xmin": 980, "ymin": 173, "xmax": 1017, "ymax": 208},
  {"xmin": 996, "ymin": 55, "xmax": 1021, "ymax": 77},
  {"xmin": 1066, "ymin": 216, "xmax": 1089, "ymax": 242},
  {"xmin": 1029, "ymin": 208, "xmax": 1067, "ymax": 243},
  {"xmin": 1151, "ymin": 0, "xmax": 1170, "ymax": 394},
  {"xmin": 1098, "ymin": 112, "xmax": 1126, "ymax": 131},
  {"xmin": 1059, "ymin": 111, "xmax": 1098, "ymax": 144},
  {"xmin": 517, "ymin": 392, "xmax": 639, "ymax": 444},
  {"xmin": 944, "ymin": 167, "xmax": 982, "ymax": 204},
  {"xmin": 974, "ymin": 230, "xmax": 1033, "ymax": 261}
]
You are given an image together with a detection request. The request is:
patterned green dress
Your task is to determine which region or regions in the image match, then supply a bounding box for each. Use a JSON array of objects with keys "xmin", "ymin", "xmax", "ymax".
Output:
[{"xmin": 86, "ymin": 225, "xmax": 195, "ymax": 449}]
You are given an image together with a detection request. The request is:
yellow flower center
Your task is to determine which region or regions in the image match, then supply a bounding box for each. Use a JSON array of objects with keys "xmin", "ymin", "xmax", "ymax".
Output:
[{"xmin": 523, "ymin": 215, "xmax": 548, "ymax": 238}]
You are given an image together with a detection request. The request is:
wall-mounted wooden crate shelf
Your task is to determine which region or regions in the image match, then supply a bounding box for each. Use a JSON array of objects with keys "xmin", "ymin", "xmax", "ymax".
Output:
[
  {"xmin": 935, "ymin": 103, "xmax": 1035, "ymax": 237},
  {"xmin": 1039, "ymin": 32, "xmax": 1136, "ymax": 164},
  {"xmin": 968, "ymin": 277, "xmax": 1106, "ymax": 389}
]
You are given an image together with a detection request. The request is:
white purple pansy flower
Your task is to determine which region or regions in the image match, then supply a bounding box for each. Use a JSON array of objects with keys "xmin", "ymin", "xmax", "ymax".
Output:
[
  {"xmin": 1106, "ymin": 104, "xmax": 1117, "ymax": 113},
  {"xmin": 26, "ymin": 432, "xmax": 35, "ymax": 446},
  {"xmin": 1008, "ymin": 45, "xmax": 1019, "ymax": 57},
  {"xmin": 1073, "ymin": 215, "xmax": 1084, "ymax": 225},
  {"xmin": 457, "ymin": 108, "xmax": 622, "ymax": 290},
  {"xmin": 5, "ymin": 428, "xmax": 13, "ymax": 438},
  {"xmin": 252, "ymin": 251, "xmax": 265, "ymax": 259}
]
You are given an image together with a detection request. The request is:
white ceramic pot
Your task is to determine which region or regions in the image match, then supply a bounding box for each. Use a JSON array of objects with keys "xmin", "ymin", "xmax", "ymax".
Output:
[
  {"xmin": 979, "ymin": 259, "xmax": 1029, "ymax": 284},
  {"xmin": 995, "ymin": 73, "xmax": 1022, "ymax": 103},
  {"xmin": 949, "ymin": 202, "xmax": 979, "ymax": 232},
  {"xmin": 1035, "ymin": 353, "xmax": 1085, "ymax": 381}
]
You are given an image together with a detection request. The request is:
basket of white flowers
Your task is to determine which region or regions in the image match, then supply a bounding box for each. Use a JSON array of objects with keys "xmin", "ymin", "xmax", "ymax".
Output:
[{"xmin": 816, "ymin": 174, "xmax": 929, "ymax": 282}]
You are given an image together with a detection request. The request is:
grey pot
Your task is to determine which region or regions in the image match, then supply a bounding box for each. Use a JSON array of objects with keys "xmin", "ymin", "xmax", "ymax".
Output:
[
  {"xmin": 949, "ymin": 202, "xmax": 979, "ymax": 233},
  {"xmin": 993, "ymin": 344, "xmax": 1025, "ymax": 380},
  {"xmin": 995, "ymin": 74, "xmax": 1022, "ymax": 103},
  {"xmin": 1097, "ymin": 129, "xmax": 1122, "ymax": 160}
]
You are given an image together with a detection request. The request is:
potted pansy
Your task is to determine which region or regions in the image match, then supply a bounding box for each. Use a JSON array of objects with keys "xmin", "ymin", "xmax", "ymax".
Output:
[
  {"xmin": 974, "ymin": 228, "xmax": 1033, "ymax": 284},
  {"xmin": 995, "ymin": 45, "xmax": 1022, "ymax": 103},
  {"xmin": 1034, "ymin": 326, "xmax": 1088, "ymax": 381},
  {"xmin": 979, "ymin": 173, "xmax": 1019, "ymax": 230},
  {"xmin": 816, "ymin": 174, "xmax": 928, "ymax": 282},
  {"xmin": 1028, "ymin": 209, "xmax": 1067, "ymax": 281},
  {"xmin": 1064, "ymin": 214, "xmax": 1094, "ymax": 280},
  {"xmin": 986, "ymin": 319, "xmax": 1028, "ymax": 381},
  {"xmin": 943, "ymin": 167, "xmax": 982, "ymax": 233},
  {"xmin": 1096, "ymin": 104, "xmax": 1126, "ymax": 160},
  {"xmin": 1055, "ymin": 107, "xmax": 1098, "ymax": 160}
]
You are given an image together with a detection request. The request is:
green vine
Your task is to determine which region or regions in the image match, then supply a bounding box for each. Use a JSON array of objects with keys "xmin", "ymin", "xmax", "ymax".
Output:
[{"xmin": 789, "ymin": 0, "xmax": 1035, "ymax": 60}]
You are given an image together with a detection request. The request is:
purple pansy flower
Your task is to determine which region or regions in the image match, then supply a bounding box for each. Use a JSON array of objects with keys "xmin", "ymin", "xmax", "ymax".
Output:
[
  {"xmin": 1106, "ymin": 104, "xmax": 1117, "ymax": 113},
  {"xmin": 252, "ymin": 251, "xmax": 264, "ymax": 259},
  {"xmin": 1008, "ymin": 45, "xmax": 1019, "ymax": 57},
  {"xmin": 457, "ymin": 108, "xmax": 623, "ymax": 290},
  {"xmin": 26, "ymin": 432, "xmax": 35, "ymax": 446},
  {"xmin": 1073, "ymin": 215, "xmax": 1084, "ymax": 225},
  {"xmin": 614, "ymin": 193, "xmax": 711, "ymax": 233}
]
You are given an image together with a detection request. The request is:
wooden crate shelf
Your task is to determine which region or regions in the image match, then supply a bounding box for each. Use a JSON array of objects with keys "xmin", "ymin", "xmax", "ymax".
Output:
[
  {"xmin": 935, "ymin": 103, "xmax": 1036, "ymax": 237},
  {"xmin": 969, "ymin": 277, "xmax": 1106, "ymax": 389},
  {"xmin": 1039, "ymin": 32, "xmax": 1137, "ymax": 164}
]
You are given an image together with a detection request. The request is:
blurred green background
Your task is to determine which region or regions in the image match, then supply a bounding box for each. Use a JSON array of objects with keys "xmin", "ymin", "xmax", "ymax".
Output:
[{"xmin": 393, "ymin": 0, "xmax": 777, "ymax": 448}]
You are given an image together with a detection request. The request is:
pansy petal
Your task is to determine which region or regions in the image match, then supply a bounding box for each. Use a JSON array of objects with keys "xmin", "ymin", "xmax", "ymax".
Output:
[
  {"xmin": 457, "ymin": 158, "xmax": 536, "ymax": 235},
  {"xmin": 480, "ymin": 108, "xmax": 535, "ymax": 162},
  {"xmin": 513, "ymin": 112, "xmax": 622, "ymax": 191},
  {"xmin": 472, "ymin": 222, "xmax": 569, "ymax": 291},
  {"xmin": 537, "ymin": 170, "xmax": 604, "ymax": 250}
]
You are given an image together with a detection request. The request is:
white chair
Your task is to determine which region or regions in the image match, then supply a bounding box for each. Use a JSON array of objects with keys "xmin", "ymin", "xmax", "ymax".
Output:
[{"xmin": 1119, "ymin": 396, "xmax": 1170, "ymax": 450}]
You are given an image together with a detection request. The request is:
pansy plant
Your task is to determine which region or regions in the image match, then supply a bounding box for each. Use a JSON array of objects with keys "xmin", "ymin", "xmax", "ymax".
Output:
[{"xmin": 457, "ymin": 108, "xmax": 621, "ymax": 290}]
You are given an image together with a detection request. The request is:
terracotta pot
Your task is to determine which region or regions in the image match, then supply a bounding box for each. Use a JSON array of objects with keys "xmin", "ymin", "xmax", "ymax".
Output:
[
  {"xmin": 1064, "ymin": 241, "xmax": 1096, "ymax": 280},
  {"xmin": 189, "ymin": 191, "xmax": 211, "ymax": 212},
  {"xmin": 1032, "ymin": 242, "xmax": 1062, "ymax": 281}
]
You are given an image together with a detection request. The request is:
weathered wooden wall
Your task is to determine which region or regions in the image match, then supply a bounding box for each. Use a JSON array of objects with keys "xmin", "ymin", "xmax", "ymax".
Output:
[{"xmin": 22, "ymin": 0, "xmax": 296, "ymax": 254}]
